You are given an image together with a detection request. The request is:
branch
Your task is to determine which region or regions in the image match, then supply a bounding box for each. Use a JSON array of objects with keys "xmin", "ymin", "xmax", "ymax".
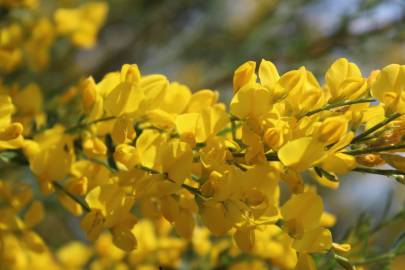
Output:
[
  {"xmin": 304, "ymin": 98, "xmax": 376, "ymax": 117},
  {"xmin": 351, "ymin": 113, "xmax": 402, "ymax": 143},
  {"xmin": 345, "ymin": 144, "xmax": 405, "ymax": 156},
  {"xmin": 65, "ymin": 116, "xmax": 116, "ymax": 134},
  {"xmin": 138, "ymin": 165, "xmax": 204, "ymax": 199},
  {"xmin": 53, "ymin": 181, "xmax": 90, "ymax": 212},
  {"xmin": 353, "ymin": 167, "xmax": 405, "ymax": 176}
]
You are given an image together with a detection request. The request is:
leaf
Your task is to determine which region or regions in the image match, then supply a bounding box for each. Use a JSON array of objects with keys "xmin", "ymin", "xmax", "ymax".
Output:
[{"xmin": 0, "ymin": 150, "xmax": 18, "ymax": 163}]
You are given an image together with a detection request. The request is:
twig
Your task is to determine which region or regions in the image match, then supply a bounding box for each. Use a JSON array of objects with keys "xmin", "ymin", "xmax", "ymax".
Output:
[
  {"xmin": 353, "ymin": 167, "xmax": 405, "ymax": 176},
  {"xmin": 65, "ymin": 116, "xmax": 116, "ymax": 133},
  {"xmin": 352, "ymin": 113, "xmax": 401, "ymax": 143},
  {"xmin": 53, "ymin": 181, "xmax": 90, "ymax": 212},
  {"xmin": 304, "ymin": 98, "xmax": 375, "ymax": 117},
  {"xmin": 344, "ymin": 144, "xmax": 405, "ymax": 156}
]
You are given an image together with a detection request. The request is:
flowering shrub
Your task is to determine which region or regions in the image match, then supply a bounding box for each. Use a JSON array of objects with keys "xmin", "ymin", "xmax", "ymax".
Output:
[{"xmin": 1, "ymin": 1, "xmax": 405, "ymax": 270}]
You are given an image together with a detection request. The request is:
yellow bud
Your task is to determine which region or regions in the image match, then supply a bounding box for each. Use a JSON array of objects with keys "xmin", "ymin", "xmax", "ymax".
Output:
[
  {"xmin": 259, "ymin": 59, "xmax": 279, "ymax": 88},
  {"xmin": 233, "ymin": 61, "xmax": 256, "ymax": 93},
  {"xmin": 81, "ymin": 77, "xmax": 97, "ymax": 113},
  {"xmin": 122, "ymin": 64, "xmax": 141, "ymax": 84},
  {"xmin": 325, "ymin": 58, "xmax": 365, "ymax": 102}
]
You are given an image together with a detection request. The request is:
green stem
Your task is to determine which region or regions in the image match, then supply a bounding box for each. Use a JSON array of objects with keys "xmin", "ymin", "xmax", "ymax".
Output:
[
  {"xmin": 344, "ymin": 143, "xmax": 405, "ymax": 155},
  {"xmin": 138, "ymin": 165, "xmax": 204, "ymax": 198},
  {"xmin": 351, "ymin": 252, "xmax": 395, "ymax": 266},
  {"xmin": 53, "ymin": 181, "xmax": 90, "ymax": 212},
  {"xmin": 353, "ymin": 167, "xmax": 405, "ymax": 176},
  {"xmin": 304, "ymin": 98, "xmax": 376, "ymax": 117},
  {"xmin": 352, "ymin": 113, "xmax": 402, "ymax": 143},
  {"xmin": 65, "ymin": 116, "xmax": 116, "ymax": 133}
]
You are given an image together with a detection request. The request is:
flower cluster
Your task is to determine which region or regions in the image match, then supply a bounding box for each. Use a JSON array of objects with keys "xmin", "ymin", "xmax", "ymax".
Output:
[
  {"xmin": 0, "ymin": 0, "xmax": 107, "ymax": 73},
  {"xmin": 2, "ymin": 56, "xmax": 405, "ymax": 269}
]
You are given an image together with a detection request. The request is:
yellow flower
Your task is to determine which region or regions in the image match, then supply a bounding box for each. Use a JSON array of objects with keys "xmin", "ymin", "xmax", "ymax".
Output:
[
  {"xmin": 85, "ymin": 184, "xmax": 135, "ymax": 228},
  {"xmin": 159, "ymin": 82, "xmax": 191, "ymax": 114},
  {"xmin": 234, "ymin": 225, "xmax": 255, "ymax": 252},
  {"xmin": 56, "ymin": 242, "xmax": 93, "ymax": 269},
  {"xmin": 280, "ymin": 66, "xmax": 326, "ymax": 115},
  {"xmin": 295, "ymin": 253, "xmax": 316, "ymax": 270},
  {"xmin": 259, "ymin": 59, "xmax": 280, "ymax": 89},
  {"xmin": 233, "ymin": 61, "xmax": 257, "ymax": 93},
  {"xmin": 23, "ymin": 201, "xmax": 44, "ymax": 228},
  {"xmin": 25, "ymin": 18, "xmax": 55, "ymax": 70},
  {"xmin": 0, "ymin": 23, "xmax": 22, "ymax": 72},
  {"xmin": 80, "ymin": 77, "xmax": 104, "ymax": 120},
  {"xmin": 23, "ymin": 125, "xmax": 74, "ymax": 184},
  {"xmin": 160, "ymin": 139, "xmax": 193, "ymax": 184},
  {"xmin": 54, "ymin": 2, "xmax": 108, "ymax": 48},
  {"xmin": 371, "ymin": 64, "xmax": 405, "ymax": 114},
  {"xmin": 316, "ymin": 115, "xmax": 348, "ymax": 145},
  {"xmin": 281, "ymin": 192, "xmax": 332, "ymax": 253},
  {"xmin": 104, "ymin": 64, "xmax": 144, "ymax": 117},
  {"xmin": 0, "ymin": 93, "xmax": 24, "ymax": 150},
  {"xmin": 278, "ymin": 137, "xmax": 326, "ymax": 172},
  {"xmin": 200, "ymin": 200, "xmax": 234, "ymax": 236},
  {"xmin": 111, "ymin": 115, "xmax": 136, "ymax": 145},
  {"xmin": 10, "ymin": 83, "xmax": 45, "ymax": 136},
  {"xmin": 325, "ymin": 58, "xmax": 367, "ymax": 102},
  {"xmin": 186, "ymin": 89, "xmax": 219, "ymax": 113},
  {"xmin": 176, "ymin": 105, "xmax": 229, "ymax": 144},
  {"xmin": 230, "ymin": 83, "xmax": 272, "ymax": 120},
  {"xmin": 382, "ymin": 154, "xmax": 405, "ymax": 171}
]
